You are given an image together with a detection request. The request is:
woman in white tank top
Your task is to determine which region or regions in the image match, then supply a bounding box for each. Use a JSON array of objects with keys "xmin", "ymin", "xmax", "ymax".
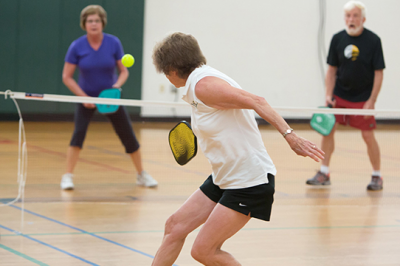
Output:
[{"xmin": 151, "ymin": 32, "xmax": 324, "ymax": 266}]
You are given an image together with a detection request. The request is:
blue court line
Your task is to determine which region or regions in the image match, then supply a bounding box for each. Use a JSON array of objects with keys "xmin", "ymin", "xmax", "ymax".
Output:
[
  {"xmin": 0, "ymin": 224, "xmax": 98, "ymax": 266},
  {"xmin": 9, "ymin": 205, "xmax": 179, "ymax": 266},
  {"xmin": 0, "ymin": 243, "xmax": 49, "ymax": 266},
  {"xmin": 0, "ymin": 198, "xmax": 19, "ymax": 203}
]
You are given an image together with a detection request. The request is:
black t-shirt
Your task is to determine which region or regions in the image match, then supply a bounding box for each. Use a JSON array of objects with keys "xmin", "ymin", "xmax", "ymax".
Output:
[{"xmin": 327, "ymin": 28, "xmax": 385, "ymax": 102}]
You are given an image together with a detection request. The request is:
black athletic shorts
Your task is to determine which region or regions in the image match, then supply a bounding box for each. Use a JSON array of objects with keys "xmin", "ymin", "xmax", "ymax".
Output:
[{"xmin": 199, "ymin": 174, "xmax": 275, "ymax": 221}]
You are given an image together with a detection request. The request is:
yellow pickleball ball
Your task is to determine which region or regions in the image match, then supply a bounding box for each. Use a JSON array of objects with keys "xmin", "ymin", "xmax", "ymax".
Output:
[{"xmin": 122, "ymin": 54, "xmax": 135, "ymax": 68}]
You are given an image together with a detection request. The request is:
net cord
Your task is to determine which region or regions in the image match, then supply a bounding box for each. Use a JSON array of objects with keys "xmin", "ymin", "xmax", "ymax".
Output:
[
  {"xmin": 1, "ymin": 90, "xmax": 28, "ymax": 234},
  {"xmin": 1, "ymin": 90, "xmax": 400, "ymax": 115}
]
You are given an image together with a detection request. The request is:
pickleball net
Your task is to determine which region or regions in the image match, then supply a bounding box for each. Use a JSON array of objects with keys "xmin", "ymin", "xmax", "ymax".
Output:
[{"xmin": 1, "ymin": 90, "xmax": 399, "ymax": 234}]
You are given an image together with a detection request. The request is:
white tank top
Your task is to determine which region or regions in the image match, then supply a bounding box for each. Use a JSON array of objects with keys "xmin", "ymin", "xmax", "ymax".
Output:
[{"xmin": 182, "ymin": 65, "xmax": 277, "ymax": 189}]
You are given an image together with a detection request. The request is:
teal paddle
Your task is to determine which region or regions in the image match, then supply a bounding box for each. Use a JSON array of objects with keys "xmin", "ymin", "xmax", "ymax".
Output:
[
  {"xmin": 96, "ymin": 88, "xmax": 121, "ymax": 114},
  {"xmin": 310, "ymin": 105, "xmax": 336, "ymax": 136}
]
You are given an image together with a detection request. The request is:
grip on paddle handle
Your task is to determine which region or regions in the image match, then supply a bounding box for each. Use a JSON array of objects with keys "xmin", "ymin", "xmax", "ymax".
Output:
[{"xmin": 327, "ymin": 96, "xmax": 334, "ymax": 108}]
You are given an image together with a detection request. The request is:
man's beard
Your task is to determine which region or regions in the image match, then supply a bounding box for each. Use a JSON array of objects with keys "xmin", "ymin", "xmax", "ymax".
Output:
[{"xmin": 346, "ymin": 25, "xmax": 363, "ymax": 36}]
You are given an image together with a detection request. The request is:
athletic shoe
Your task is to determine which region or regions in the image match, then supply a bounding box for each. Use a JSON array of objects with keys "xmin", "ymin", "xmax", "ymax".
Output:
[
  {"xmin": 60, "ymin": 173, "xmax": 74, "ymax": 190},
  {"xmin": 137, "ymin": 171, "xmax": 158, "ymax": 187},
  {"xmin": 306, "ymin": 171, "xmax": 331, "ymax": 186},
  {"xmin": 367, "ymin": 175, "xmax": 383, "ymax": 191}
]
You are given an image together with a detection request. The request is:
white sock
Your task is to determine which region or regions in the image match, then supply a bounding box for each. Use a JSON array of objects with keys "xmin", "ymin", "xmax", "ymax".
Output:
[
  {"xmin": 320, "ymin": 165, "xmax": 329, "ymax": 175},
  {"xmin": 372, "ymin": 170, "xmax": 381, "ymax": 177}
]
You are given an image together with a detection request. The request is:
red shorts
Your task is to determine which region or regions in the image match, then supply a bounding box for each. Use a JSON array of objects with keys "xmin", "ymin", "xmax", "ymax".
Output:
[{"xmin": 333, "ymin": 96, "xmax": 376, "ymax": 130}]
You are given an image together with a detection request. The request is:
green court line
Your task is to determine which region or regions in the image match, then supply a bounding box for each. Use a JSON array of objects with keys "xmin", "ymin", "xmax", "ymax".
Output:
[
  {"xmin": 1, "ymin": 230, "xmax": 164, "ymax": 237},
  {"xmin": 0, "ymin": 244, "xmax": 49, "ymax": 266},
  {"xmin": 242, "ymin": 224, "xmax": 400, "ymax": 230},
  {"xmin": 2, "ymin": 224, "xmax": 400, "ymax": 237}
]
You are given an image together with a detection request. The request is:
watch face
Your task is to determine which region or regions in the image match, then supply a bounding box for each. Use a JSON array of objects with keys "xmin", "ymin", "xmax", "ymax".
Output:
[{"xmin": 283, "ymin": 128, "xmax": 293, "ymax": 137}]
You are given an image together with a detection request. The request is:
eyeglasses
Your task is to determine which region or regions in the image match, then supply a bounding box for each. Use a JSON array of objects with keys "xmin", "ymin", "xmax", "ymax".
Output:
[{"xmin": 86, "ymin": 19, "xmax": 102, "ymax": 24}]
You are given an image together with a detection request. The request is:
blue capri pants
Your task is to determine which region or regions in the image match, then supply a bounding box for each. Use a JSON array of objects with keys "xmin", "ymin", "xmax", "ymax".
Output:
[{"xmin": 70, "ymin": 104, "xmax": 140, "ymax": 153}]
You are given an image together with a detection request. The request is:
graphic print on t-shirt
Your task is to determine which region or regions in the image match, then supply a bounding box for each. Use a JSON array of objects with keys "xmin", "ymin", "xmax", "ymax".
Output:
[{"xmin": 344, "ymin": 44, "xmax": 359, "ymax": 61}]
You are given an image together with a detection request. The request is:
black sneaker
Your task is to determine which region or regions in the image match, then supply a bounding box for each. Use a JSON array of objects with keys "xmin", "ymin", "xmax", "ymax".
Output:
[
  {"xmin": 306, "ymin": 171, "xmax": 331, "ymax": 186},
  {"xmin": 367, "ymin": 175, "xmax": 383, "ymax": 191}
]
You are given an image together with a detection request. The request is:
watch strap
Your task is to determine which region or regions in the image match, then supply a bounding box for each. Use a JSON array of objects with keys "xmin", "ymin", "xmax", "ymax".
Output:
[{"xmin": 282, "ymin": 128, "xmax": 294, "ymax": 138}]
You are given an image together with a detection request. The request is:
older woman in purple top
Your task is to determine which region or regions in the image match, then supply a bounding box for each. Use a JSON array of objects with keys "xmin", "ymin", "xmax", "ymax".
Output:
[{"xmin": 61, "ymin": 5, "xmax": 157, "ymax": 190}]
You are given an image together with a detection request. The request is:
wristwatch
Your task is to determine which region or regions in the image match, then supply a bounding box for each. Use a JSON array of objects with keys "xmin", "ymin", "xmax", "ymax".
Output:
[{"xmin": 282, "ymin": 128, "xmax": 294, "ymax": 138}]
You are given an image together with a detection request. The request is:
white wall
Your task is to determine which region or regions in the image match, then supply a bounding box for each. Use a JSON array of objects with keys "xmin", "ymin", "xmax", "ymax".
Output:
[{"xmin": 141, "ymin": 0, "xmax": 400, "ymax": 117}]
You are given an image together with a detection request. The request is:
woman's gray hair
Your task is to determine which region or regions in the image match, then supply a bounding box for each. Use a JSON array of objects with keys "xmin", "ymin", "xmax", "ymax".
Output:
[{"xmin": 344, "ymin": 1, "xmax": 366, "ymax": 18}]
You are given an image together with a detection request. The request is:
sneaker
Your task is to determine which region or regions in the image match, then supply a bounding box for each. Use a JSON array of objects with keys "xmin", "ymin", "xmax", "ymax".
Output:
[
  {"xmin": 137, "ymin": 171, "xmax": 158, "ymax": 188},
  {"xmin": 306, "ymin": 171, "xmax": 331, "ymax": 186},
  {"xmin": 61, "ymin": 173, "xmax": 74, "ymax": 190},
  {"xmin": 367, "ymin": 175, "xmax": 383, "ymax": 191}
]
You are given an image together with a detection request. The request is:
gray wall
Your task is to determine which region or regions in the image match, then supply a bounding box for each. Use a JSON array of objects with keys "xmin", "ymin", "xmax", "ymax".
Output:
[{"xmin": 142, "ymin": 0, "xmax": 400, "ymax": 118}]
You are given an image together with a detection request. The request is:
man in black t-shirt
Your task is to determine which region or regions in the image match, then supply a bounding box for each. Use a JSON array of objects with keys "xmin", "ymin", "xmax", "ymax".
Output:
[{"xmin": 307, "ymin": 1, "xmax": 385, "ymax": 190}]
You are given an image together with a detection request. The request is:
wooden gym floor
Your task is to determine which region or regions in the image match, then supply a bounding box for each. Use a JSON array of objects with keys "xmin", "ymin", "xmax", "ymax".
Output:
[{"xmin": 0, "ymin": 121, "xmax": 399, "ymax": 266}]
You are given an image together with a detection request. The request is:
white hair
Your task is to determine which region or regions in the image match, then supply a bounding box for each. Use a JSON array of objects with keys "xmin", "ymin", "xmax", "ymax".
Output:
[{"xmin": 344, "ymin": 1, "xmax": 366, "ymax": 18}]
